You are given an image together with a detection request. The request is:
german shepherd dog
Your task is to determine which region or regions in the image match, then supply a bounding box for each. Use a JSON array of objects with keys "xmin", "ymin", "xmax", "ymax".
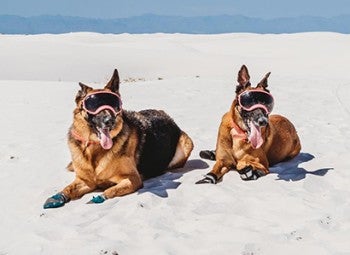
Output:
[
  {"xmin": 44, "ymin": 69, "xmax": 193, "ymax": 208},
  {"xmin": 196, "ymin": 65, "xmax": 301, "ymax": 184}
]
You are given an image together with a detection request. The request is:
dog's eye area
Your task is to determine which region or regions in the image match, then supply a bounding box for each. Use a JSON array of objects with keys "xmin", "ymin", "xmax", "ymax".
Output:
[
  {"xmin": 82, "ymin": 92, "xmax": 122, "ymax": 115},
  {"xmin": 238, "ymin": 90, "xmax": 274, "ymax": 114}
]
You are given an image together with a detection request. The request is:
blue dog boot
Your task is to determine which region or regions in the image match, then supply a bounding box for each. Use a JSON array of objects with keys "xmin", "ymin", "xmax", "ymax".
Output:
[
  {"xmin": 43, "ymin": 192, "xmax": 70, "ymax": 209},
  {"xmin": 87, "ymin": 194, "xmax": 107, "ymax": 204}
]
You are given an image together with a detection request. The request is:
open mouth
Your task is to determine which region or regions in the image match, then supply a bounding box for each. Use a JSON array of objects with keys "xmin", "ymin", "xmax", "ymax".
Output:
[
  {"xmin": 87, "ymin": 109, "xmax": 116, "ymax": 150},
  {"xmin": 97, "ymin": 127, "xmax": 113, "ymax": 150},
  {"xmin": 241, "ymin": 108, "xmax": 268, "ymax": 149},
  {"xmin": 246, "ymin": 120, "xmax": 264, "ymax": 149}
]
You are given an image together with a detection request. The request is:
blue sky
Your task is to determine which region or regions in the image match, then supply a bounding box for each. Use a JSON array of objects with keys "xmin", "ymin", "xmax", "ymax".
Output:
[{"xmin": 0, "ymin": 0, "xmax": 349, "ymax": 19}]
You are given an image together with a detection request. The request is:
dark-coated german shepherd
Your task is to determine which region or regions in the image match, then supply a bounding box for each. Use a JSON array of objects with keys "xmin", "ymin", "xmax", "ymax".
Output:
[
  {"xmin": 196, "ymin": 65, "xmax": 301, "ymax": 184},
  {"xmin": 44, "ymin": 69, "xmax": 193, "ymax": 208}
]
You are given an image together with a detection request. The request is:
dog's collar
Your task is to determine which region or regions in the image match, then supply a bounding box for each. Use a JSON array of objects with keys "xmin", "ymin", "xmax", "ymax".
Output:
[
  {"xmin": 70, "ymin": 129, "xmax": 99, "ymax": 147},
  {"xmin": 230, "ymin": 120, "xmax": 247, "ymax": 140}
]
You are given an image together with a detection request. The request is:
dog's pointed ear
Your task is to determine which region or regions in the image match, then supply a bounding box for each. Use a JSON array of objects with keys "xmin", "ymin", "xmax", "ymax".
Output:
[
  {"xmin": 237, "ymin": 65, "xmax": 250, "ymax": 85},
  {"xmin": 75, "ymin": 82, "xmax": 93, "ymax": 104},
  {"xmin": 104, "ymin": 69, "xmax": 120, "ymax": 93},
  {"xmin": 257, "ymin": 72, "xmax": 271, "ymax": 90},
  {"xmin": 236, "ymin": 65, "xmax": 251, "ymax": 94}
]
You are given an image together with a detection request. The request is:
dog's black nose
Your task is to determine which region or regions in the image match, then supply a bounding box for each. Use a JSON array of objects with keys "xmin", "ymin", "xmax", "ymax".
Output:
[
  {"xmin": 102, "ymin": 115, "xmax": 114, "ymax": 126},
  {"xmin": 257, "ymin": 116, "xmax": 268, "ymax": 126}
]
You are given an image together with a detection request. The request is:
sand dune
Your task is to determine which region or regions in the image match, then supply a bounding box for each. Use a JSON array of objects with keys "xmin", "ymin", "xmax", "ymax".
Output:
[{"xmin": 0, "ymin": 32, "xmax": 349, "ymax": 255}]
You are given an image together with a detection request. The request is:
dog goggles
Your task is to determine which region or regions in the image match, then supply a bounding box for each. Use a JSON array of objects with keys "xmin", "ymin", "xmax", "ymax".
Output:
[
  {"xmin": 238, "ymin": 89, "xmax": 274, "ymax": 113},
  {"xmin": 82, "ymin": 91, "xmax": 122, "ymax": 115}
]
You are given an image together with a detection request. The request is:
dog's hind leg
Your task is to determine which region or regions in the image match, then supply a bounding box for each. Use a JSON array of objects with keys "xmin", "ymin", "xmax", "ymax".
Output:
[
  {"xmin": 167, "ymin": 131, "xmax": 194, "ymax": 170},
  {"xmin": 287, "ymin": 137, "xmax": 302, "ymax": 160}
]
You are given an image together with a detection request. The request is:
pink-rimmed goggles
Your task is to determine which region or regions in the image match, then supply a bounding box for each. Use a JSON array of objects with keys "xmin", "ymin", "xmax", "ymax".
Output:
[
  {"xmin": 238, "ymin": 89, "xmax": 274, "ymax": 114},
  {"xmin": 82, "ymin": 91, "xmax": 122, "ymax": 115}
]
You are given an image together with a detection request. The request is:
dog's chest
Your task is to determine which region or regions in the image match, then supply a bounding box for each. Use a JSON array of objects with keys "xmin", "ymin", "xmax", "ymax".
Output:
[
  {"xmin": 231, "ymin": 141, "xmax": 249, "ymax": 159},
  {"xmin": 79, "ymin": 149, "xmax": 120, "ymax": 182},
  {"xmin": 92, "ymin": 155, "xmax": 119, "ymax": 179}
]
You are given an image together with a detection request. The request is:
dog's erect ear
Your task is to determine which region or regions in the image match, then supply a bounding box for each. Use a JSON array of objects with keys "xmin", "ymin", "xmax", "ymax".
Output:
[
  {"xmin": 237, "ymin": 65, "xmax": 250, "ymax": 85},
  {"xmin": 75, "ymin": 82, "xmax": 93, "ymax": 104},
  {"xmin": 236, "ymin": 65, "xmax": 251, "ymax": 94},
  {"xmin": 104, "ymin": 69, "xmax": 120, "ymax": 93},
  {"xmin": 257, "ymin": 72, "xmax": 271, "ymax": 90}
]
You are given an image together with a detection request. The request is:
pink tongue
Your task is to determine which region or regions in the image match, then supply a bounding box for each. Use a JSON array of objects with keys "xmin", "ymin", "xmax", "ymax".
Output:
[
  {"xmin": 248, "ymin": 122, "xmax": 264, "ymax": 149},
  {"xmin": 99, "ymin": 129, "xmax": 113, "ymax": 150}
]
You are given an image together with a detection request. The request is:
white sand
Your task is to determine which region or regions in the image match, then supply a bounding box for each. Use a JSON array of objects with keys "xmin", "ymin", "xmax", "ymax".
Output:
[{"xmin": 0, "ymin": 32, "xmax": 349, "ymax": 255}]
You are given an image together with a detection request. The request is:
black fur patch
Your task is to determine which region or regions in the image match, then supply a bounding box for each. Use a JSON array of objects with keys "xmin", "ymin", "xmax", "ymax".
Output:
[{"xmin": 123, "ymin": 109, "xmax": 181, "ymax": 179}]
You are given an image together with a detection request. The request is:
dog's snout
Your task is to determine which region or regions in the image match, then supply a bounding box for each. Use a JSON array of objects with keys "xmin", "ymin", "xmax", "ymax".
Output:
[
  {"xmin": 246, "ymin": 108, "xmax": 269, "ymax": 127},
  {"xmin": 89, "ymin": 110, "xmax": 116, "ymax": 129},
  {"xmin": 103, "ymin": 115, "xmax": 114, "ymax": 126},
  {"xmin": 257, "ymin": 116, "xmax": 268, "ymax": 126}
]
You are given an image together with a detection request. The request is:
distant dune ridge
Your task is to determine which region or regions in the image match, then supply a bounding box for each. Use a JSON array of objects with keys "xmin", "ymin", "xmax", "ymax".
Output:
[{"xmin": 1, "ymin": 14, "xmax": 350, "ymax": 34}]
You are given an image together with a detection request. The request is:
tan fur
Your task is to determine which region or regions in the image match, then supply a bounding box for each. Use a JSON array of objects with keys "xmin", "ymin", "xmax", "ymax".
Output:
[
  {"xmin": 167, "ymin": 131, "xmax": 194, "ymax": 169},
  {"xmin": 60, "ymin": 74, "xmax": 193, "ymax": 201},
  {"xmin": 208, "ymin": 66, "xmax": 301, "ymax": 181},
  {"xmin": 63, "ymin": 112, "xmax": 144, "ymax": 199}
]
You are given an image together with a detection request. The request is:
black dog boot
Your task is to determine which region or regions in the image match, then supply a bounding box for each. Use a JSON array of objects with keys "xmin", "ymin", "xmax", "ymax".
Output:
[
  {"xmin": 199, "ymin": 150, "xmax": 216, "ymax": 161},
  {"xmin": 237, "ymin": 166, "xmax": 266, "ymax": 181},
  {"xmin": 195, "ymin": 173, "xmax": 218, "ymax": 184}
]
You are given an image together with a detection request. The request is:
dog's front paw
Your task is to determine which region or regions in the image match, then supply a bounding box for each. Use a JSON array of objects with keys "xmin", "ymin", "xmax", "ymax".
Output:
[
  {"xmin": 43, "ymin": 192, "xmax": 70, "ymax": 209},
  {"xmin": 87, "ymin": 194, "xmax": 107, "ymax": 204},
  {"xmin": 195, "ymin": 173, "xmax": 218, "ymax": 184},
  {"xmin": 237, "ymin": 166, "xmax": 266, "ymax": 181}
]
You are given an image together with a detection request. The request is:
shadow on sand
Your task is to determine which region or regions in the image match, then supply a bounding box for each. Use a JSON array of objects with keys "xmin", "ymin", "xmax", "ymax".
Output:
[
  {"xmin": 269, "ymin": 152, "xmax": 333, "ymax": 181},
  {"xmin": 138, "ymin": 152, "xmax": 330, "ymax": 197},
  {"xmin": 137, "ymin": 159, "xmax": 209, "ymax": 197}
]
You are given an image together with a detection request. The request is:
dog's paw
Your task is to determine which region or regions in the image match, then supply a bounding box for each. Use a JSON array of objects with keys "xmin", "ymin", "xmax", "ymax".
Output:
[
  {"xmin": 199, "ymin": 150, "xmax": 216, "ymax": 161},
  {"xmin": 237, "ymin": 166, "xmax": 266, "ymax": 181},
  {"xmin": 195, "ymin": 173, "xmax": 218, "ymax": 184},
  {"xmin": 87, "ymin": 194, "xmax": 107, "ymax": 204},
  {"xmin": 43, "ymin": 192, "xmax": 70, "ymax": 209}
]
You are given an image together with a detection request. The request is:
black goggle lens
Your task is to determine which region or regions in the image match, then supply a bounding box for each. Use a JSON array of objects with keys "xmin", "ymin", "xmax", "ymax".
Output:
[
  {"xmin": 83, "ymin": 93, "xmax": 121, "ymax": 114},
  {"xmin": 238, "ymin": 90, "xmax": 274, "ymax": 113}
]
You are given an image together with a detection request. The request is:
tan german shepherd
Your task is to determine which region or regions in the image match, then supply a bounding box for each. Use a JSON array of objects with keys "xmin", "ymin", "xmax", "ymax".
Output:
[
  {"xmin": 44, "ymin": 69, "xmax": 193, "ymax": 208},
  {"xmin": 196, "ymin": 65, "xmax": 301, "ymax": 183}
]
